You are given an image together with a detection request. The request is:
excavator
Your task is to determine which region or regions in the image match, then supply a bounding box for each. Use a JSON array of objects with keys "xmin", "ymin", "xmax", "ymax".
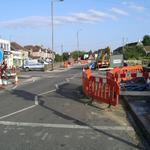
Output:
[
  {"xmin": 96, "ymin": 46, "xmax": 110, "ymax": 68},
  {"xmin": 89, "ymin": 46, "xmax": 123, "ymax": 70}
]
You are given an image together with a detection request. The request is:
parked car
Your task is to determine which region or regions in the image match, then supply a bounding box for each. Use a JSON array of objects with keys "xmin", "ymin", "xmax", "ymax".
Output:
[{"xmin": 23, "ymin": 59, "xmax": 45, "ymax": 71}]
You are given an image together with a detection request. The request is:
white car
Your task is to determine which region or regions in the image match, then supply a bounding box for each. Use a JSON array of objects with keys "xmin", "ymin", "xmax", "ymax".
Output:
[{"xmin": 23, "ymin": 62, "xmax": 44, "ymax": 72}]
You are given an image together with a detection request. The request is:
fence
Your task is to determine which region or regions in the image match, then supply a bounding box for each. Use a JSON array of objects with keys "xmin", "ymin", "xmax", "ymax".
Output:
[
  {"xmin": 107, "ymin": 65, "xmax": 150, "ymax": 83},
  {"xmin": 82, "ymin": 68, "xmax": 120, "ymax": 106}
]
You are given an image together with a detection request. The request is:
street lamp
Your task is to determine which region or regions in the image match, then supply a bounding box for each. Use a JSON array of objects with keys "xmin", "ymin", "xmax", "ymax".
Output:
[
  {"xmin": 77, "ymin": 29, "xmax": 82, "ymax": 60},
  {"xmin": 51, "ymin": 0, "xmax": 64, "ymax": 54}
]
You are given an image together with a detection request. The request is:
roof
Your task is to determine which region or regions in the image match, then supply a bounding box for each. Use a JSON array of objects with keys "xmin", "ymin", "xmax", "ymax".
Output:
[
  {"xmin": 11, "ymin": 42, "xmax": 27, "ymax": 51},
  {"xmin": 113, "ymin": 46, "xmax": 123, "ymax": 55},
  {"xmin": 126, "ymin": 42, "xmax": 138, "ymax": 47},
  {"xmin": 24, "ymin": 45, "xmax": 34, "ymax": 50},
  {"xmin": 24, "ymin": 45, "xmax": 54, "ymax": 53},
  {"xmin": 24, "ymin": 45, "xmax": 41, "ymax": 52}
]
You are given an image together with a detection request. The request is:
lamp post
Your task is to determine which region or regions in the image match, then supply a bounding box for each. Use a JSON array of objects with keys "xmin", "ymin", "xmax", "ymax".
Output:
[
  {"xmin": 51, "ymin": 0, "xmax": 64, "ymax": 69},
  {"xmin": 77, "ymin": 29, "xmax": 82, "ymax": 61}
]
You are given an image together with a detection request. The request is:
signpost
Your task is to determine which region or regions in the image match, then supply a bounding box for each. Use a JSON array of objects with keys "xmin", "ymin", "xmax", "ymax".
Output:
[{"xmin": 0, "ymin": 48, "xmax": 3, "ymax": 64}]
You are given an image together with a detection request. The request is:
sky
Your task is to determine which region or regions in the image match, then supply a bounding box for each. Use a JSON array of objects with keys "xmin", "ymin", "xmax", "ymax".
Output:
[{"xmin": 0, "ymin": 0, "xmax": 150, "ymax": 53}]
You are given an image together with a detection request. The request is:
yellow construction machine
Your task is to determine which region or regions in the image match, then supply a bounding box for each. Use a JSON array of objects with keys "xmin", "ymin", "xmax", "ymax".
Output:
[{"xmin": 96, "ymin": 47, "xmax": 110, "ymax": 68}]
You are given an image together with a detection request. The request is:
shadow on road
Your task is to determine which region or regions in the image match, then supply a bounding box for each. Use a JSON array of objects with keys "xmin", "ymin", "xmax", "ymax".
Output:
[
  {"xmin": 10, "ymin": 89, "xmax": 35, "ymax": 101},
  {"xmin": 56, "ymin": 83, "xmax": 109, "ymax": 110}
]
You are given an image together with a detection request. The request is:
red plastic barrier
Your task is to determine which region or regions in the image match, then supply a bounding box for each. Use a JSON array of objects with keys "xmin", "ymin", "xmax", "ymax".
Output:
[
  {"xmin": 64, "ymin": 61, "xmax": 69, "ymax": 68},
  {"xmin": 82, "ymin": 69, "xmax": 120, "ymax": 106},
  {"xmin": 107, "ymin": 65, "xmax": 145, "ymax": 83},
  {"xmin": 80, "ymin": 60, "xmax": 88, "ymax": 65}
]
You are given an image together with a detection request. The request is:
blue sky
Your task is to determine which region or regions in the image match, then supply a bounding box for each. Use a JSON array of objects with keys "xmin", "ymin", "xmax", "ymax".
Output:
[{"xmin": 0, "ymin": 0, "xmax": 150, "ymax": 53}]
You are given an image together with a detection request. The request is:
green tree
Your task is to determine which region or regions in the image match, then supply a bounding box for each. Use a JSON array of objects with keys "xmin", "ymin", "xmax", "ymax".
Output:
[
  {"xmin": 123, "ymin": 45, "xmax": 146, "ymax": 60},
  {"xmin": 71, "ymin": 51, "xmax": 85, "ymax": 60},
  {"xmin": 62, "ymin": 52, "xmax": 69, "ymax": 61},
  {"xmin": 143, "ymin": 35, "xmax": 150, "ymax": 46},
  {"xmin": 55, "ymin": 54, "xmax": 63, "ymax": 62}
]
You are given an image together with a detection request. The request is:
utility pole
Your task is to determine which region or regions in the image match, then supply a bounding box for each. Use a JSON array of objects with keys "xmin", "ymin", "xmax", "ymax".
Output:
[
  {"xmin": 61, "ymin": 44, "xmax": 63, "ymax": 63},
  {"xmin": 51, "ymin": 0, "xmax": 64, "ymax": 70},
  {"xmin": 77, "ymin": 29, "xmax": 82, "ymax": 61}
]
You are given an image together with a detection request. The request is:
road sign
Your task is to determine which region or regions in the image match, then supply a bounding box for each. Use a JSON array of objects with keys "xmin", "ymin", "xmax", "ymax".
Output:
[{"xmin": 0, "ymin": 48, "xmax": 3, "ymax": 64}]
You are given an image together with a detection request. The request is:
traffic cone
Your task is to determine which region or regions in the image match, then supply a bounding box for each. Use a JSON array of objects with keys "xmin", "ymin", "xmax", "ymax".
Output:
[
  {"xmin": 3, "ymin": 79, "xmax": 8, "ymax": 85},
  {"xmin": 0, "ymin": 77, "xmax": 2, "ymax": 89},
  {"xmin": 14, "ymin": 75, "xmax": 19, "ymax": 85}
]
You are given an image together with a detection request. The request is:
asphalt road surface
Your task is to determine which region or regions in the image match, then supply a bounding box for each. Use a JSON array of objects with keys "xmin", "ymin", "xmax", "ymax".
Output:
[{"xmin": 0, "ymin": 66, "xmax": 144, "ymax": 150}]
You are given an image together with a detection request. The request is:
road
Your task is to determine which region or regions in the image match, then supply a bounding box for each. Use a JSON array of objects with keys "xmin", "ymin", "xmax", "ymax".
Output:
[{"xmin": 0, "ymin": 66, "xmax": 144, "ymax": 150}]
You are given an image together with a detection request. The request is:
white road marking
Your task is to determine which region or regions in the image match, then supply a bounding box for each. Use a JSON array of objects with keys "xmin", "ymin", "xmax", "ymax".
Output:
[
  {"xmin": 55, "ymin": 84, "xmax": 59, "ymax": 89},
  {"xmin": 55, "ymin": 80, "xmax": 69, "ymax": 89},
  {"xmin": 0, "ymin": 105, "xmax": 36, "ymax": 120},
  {"xmin": 0, "ymin": 121, "xmax": 134, "ymax": 131},
  {"xmin": 64, "ymin": 135, "xmax": 70, "ymax": 138},
  {"xmin": 38, "ymin": 89, "xmax": 56, "ymax": 96},
  {"xmin": 34, "ymin": 96, "xmax": 39, "ymax": 105},
  {"xmin": 41, "ymin": 132, "xmax": 49, "ymax": 141},
  {"xmin": 12, "ymin": 85, "xmax": 18, "ymax": 90}
]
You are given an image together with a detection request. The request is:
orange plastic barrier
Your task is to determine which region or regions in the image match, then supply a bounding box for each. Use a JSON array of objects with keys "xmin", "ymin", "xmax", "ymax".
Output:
[
  {"xmin": 107, "ymin": 66, "xmax": 150, "ymax": 83},
  {"xmin": 80, "ymin": 60, "xmax": 88, "ymax": 65},
  {"xmin": 82, "ymin": 69, "xmax": 120, "ymax": 106},
  {"xmin": 120, "ymin": 65, "xmax": 143, "ymax": 73},
  {"xmin": 64, "ymin": 61, "xmax": 69, "ymax": 68},
  {"xmin": 108, "ymin": 65, "xmax": 144, "ymax": 83}
]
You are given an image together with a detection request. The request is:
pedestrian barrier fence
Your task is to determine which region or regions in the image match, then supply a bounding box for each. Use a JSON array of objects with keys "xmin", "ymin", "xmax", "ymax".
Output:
[
  {"xmin": 107, "ymin": 67, "xmax": 150, "ymax": 83},
  {"xmin": 119, "ymin": 65, "xmax": 143, "ymax": 73},
  {"xmin": 82, "ymin": 68, "xmax": 120, "ymax": 106},
  {"xmin": 80, "ymin": 60, "xmax": 88, "ymax": 65},
  {"xmin": 82, "ymin": 65, "xmax": 150, "ymax": 106},
  {"xmin": 64, "ymin": 61, "xmax": 69, "ymax": 68}
]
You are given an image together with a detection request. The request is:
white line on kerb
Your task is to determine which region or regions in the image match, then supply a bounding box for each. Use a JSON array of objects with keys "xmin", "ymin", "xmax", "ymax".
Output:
[
  {"xmin": 0, "ymin": 105, "xmax": 36, "ymax": 120},
  {"xmin": 0, "ymin": 121, "xmax": 134, "ymax": 131}
]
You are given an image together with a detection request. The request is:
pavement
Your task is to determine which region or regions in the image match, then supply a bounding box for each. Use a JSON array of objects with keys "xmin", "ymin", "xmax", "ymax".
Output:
[
  {"xmin": 122, "ymin": 95, "xmax": 150, "ymax": 148},
  {"xmin": 0, "ymin": 65, "xmax": 145, "ymax": 150},
  {"xmin": 91, "ymin": 69, "xmax": 150, "ymax": 149}
]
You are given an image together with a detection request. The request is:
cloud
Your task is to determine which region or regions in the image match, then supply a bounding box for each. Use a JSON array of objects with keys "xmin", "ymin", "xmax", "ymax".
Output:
[
  {"xmin": 111, "ymin": 8, "xmax": 129, "ymax": 16},
  {"xmin": 129, "ymin": 4, "xmax": 145, "ymax": 12},
  {"xmin": 0, "ymin": 16, "xmax": 52, "ymax": 29},
  {"xmin": 0, "ymin": 9, "xmax": 119, "ymax": 29},
  {"xmin": 122, "ymin": 1, "xmax": 145, "ymax": 12},
  {"xmin": 89, "ymin": 9, "xmax": 117, "ymax": 20}
]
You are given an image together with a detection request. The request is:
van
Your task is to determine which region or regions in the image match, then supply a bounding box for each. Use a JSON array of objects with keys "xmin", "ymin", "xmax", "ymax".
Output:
[{"xmin": 23, "ymin": 59, "xmax": 45, "ymax": 71}]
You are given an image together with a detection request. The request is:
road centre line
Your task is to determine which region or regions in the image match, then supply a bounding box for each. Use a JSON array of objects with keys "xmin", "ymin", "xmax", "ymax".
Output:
[
  {"xmin": 0, "ymin": 105, "xmax": 36, "ymax": 120},
  {"xmin": 0, "ymin": 121, "xmax": 134, "ymax": 131}
]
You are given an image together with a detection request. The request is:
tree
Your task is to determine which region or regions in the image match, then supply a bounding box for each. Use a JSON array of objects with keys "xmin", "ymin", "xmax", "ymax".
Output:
[
  {"xmin": 71, "ymin": 51, "xmax": 85, "ymax": 60},
  {"xmin": 143, "ymin": 35, "xmax": 150, "ymax": 46},
  {"xmin": 123, "ymin": 45, "xmax": 146, "ymax": 60},
  {"xmin": 62, "ymin": 52, "xmax": 69, "ymax": 61},
  {"xmin": 55, "ymin": 54, "xmax": 63, "ymax": 62}
]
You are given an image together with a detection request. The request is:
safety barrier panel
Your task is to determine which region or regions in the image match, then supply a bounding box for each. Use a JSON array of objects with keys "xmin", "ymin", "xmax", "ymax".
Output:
[
  {"xmin": 64, "ymin": 61, "xmax": 69, "ymax": 68},
  {"xmin": 119, "ymin": 65, "xmax": 143, "ymax": 73},
  {"xmin": 107, "ymin": 65, "xmax": 145, "ymax": 83},
  {"xmin": 107, "ymin": 69, "xmax": 150, "ymax": 83},
  {"xmin": 82, "ymin": 69, "xmax": 120, "ymax": 106},
  {"xmin": 80, "ymin": 60, "xmax": 88, "ymax": 65}
]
